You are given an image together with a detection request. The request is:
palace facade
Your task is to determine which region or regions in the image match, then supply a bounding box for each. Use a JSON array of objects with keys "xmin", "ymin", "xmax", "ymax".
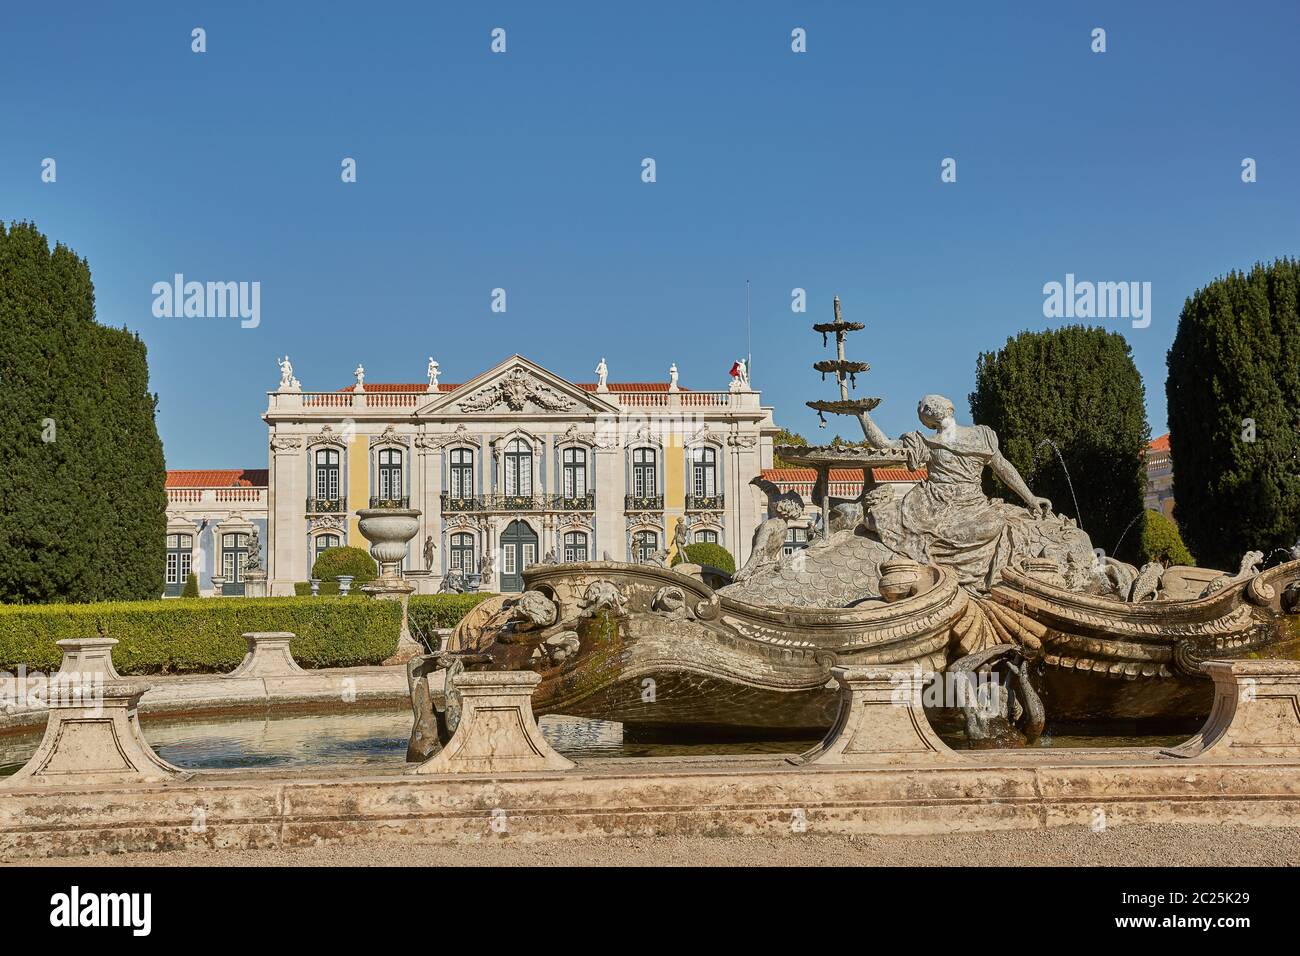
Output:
[{"xmin": 257, "ymin": 355, "xmax": 777, "ymax": 595}]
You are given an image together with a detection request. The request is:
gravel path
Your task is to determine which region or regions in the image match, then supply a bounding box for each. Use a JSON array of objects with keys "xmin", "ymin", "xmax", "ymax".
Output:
[{"xmin": 12, "ymin": 824, "xmax": 1300, "ymax": 867}]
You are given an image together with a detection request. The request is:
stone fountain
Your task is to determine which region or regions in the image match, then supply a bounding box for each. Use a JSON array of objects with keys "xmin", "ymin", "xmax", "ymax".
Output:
[{"xmin": 356, "ymin": 506, "xmax": 424, "ymax": 664}]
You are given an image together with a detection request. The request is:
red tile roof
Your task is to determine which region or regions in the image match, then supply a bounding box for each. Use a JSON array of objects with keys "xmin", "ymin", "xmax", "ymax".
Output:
[
  {"xmin": 1149, "ymin": 433, "xmax": 1170, "ymax": 452},
  {"xmin": 762, "ymin": 467, "xmax": 927, "ymax": 483},
  {"xmin": 166, "ymin": 469, "xmax": 268, "ymax": 488}
]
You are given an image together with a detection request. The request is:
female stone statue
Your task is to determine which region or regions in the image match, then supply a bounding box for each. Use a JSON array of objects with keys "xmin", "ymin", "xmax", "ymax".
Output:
[{"xmin": 857, "ymin": 394, "xmax": 1096, "ymax": 592}]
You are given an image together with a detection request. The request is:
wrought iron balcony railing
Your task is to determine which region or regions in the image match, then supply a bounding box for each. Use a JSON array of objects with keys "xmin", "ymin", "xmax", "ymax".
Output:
[
  {"xmin": 306, "ymin": 497, "xmax": 345, "ymax": 514},
  {"xmin": 441, "ymin": 493, "xmax": 483, "ymax": 513},
  {"xmin": 552, "ymin": 492, "xmax": 596, "ymax": 511},
  {"xmin": 368, "ymin": 496, "xmax": 410, "ymax": 509},
  {"xmin": 625, "ymin": 494, "xmax": 664, "ymax": 512},
  {"xmin": 686, "ymin": 493, "xmax": 724, "ymax": 511}
]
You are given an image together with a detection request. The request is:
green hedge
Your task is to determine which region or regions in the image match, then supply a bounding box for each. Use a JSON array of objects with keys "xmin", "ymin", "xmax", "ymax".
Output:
[
  {"xmin": 311, "ymin": 546, "xmax": 378, "ymax": 584},
  {"xmin": 294, "ymin": 581, "xmax": 344, "ymax": 596},
  {"xmin": 671, "ymin": 542, "xmax": 736, "ymax": 574},
  {"xmin": 0, "ymin": 597, "xmax": 400, "ymax": 674}
]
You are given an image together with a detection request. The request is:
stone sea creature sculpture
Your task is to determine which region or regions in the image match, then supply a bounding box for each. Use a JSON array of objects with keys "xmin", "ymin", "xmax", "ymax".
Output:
[
  {"xmin": 579, "ymin": 580, "xmax": 627, "ymax": 618},
  {"xmin": 734, "ymin": 476, "xmax": 805, "ymax": 583},
  {"xmin": 948, "ymin": 644, "xmax": 1044, "ymax": 747},
  {"xmin": 1201, "ymin": 550, "xmax": 1265, "ymax": 597},
  {"xmin": 1129, "ymin": 563, "xmax": 1164, "ymax": 602}
]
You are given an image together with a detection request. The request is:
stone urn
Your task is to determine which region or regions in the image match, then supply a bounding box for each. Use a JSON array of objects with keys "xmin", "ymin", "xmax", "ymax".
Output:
[
  {"xmin": 878, "ymin": 559, "xmax": 923, "ymax": 603},
  {"xmin": 356, "ymin": 507, "xmax": 423, "ymax": 664},
  {"xmin": 357, "ymin": 508, "xmax": 421, "ymax": 579}
]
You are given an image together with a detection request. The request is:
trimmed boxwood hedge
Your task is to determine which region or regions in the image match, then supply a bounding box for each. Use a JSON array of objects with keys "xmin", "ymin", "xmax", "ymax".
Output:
[
  {"xmin": 310, "ymin": 546, "xmax": 378, "ymax": 584},
  {"xmin": 671, "ymin": 542, "xmax": 736, "ymax": 574},
  {"xmin": 408, "ymin": 593, "xmax": 496, "ymax": 638},
  {"xmin": 0, "ymin": 597, "xmax": 400, "ymax": 674},
  {"xmin": 0, "ymin": 593, "xmax": 501, "ymax": 675}
]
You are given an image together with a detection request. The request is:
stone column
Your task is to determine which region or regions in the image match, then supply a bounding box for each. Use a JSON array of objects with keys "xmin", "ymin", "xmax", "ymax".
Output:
[
  {"xmin": 594, "ymin": 445, "xmax": 623, "ymax": 560},
  {"xmin": 792, "ymin": 666, "xmax": 960, "ymax": 767},
  {"xmin": 408, "ymin": 670, "xmax": 574, "ymax": 774},
  {"xmin": 1163, "ymin": 659, "xmax": 1300, "ymax": 760},
  {"xmin": 270, "ymin": 435, "xmax": 306, "ymax": 595}
]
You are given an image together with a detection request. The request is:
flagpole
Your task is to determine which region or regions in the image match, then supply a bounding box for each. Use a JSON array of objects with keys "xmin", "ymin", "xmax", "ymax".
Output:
[{"xmin": 746, "ymin": 279, "xmax": 752, "ymax": 383}]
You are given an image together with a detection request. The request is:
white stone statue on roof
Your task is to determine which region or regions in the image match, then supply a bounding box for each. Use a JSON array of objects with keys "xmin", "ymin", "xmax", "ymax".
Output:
[
  {"xmin": 668, "ymin": 362, "xmax": 679, "ymax": 392},
  {"xmin": 427, "ymin": 357, "xmax": 440, "ymax": 392},
  {"xmin": 595, "ymin": 357, "xmax": 609, "ymax": 392},
  {"xmin": 276, "ymin": 356, "xmax": 300, "ymax": 392},
  {"xmin": 354, "ymin": 363, "xmax": 365, "ymax": 392}
]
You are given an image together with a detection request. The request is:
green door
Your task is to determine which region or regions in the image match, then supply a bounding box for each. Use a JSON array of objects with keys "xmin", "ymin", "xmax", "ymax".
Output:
[{"xmin": 499, "ymin": 520, "xmax": 537, "ymax": 593}]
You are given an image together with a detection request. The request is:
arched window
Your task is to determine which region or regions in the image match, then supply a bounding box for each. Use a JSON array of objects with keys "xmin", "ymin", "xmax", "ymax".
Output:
[
  {"xmin": 563, "ymin": 531, "xmax": 588, "ymax": 563},
  {"xmin": 633, "ymin": 530, "xmax": 658, "ymax": 564},
  {"xmin": 315, "ymin": 448, "xmax": 340, "ymax": 500},
  {"xmin": 562, "ymin": 447, "xmax": 587, "ymax": 498},
  {"xmin": 694, "ymin": 529, "xmax": 719, "ymax": 545},
  {"xmin": 165, "ymin": 533, "xmax": 193, "ymax": 596},
  {"xmin": 504, "ymin": 438, "xmax": 532, "ymax": 497},
  {"xmin": 632, "ymin": 448, "xmax": 657, "ymax": 498},
  {"xmin": 314, "ymin": 533, "xmax": 340, "ymax": 565},
  {"xmin": 377, "ymin": 448, "xmax": 402, "ymax": 500},
  {"xmin": 691, "ymin": 446, "xmax": 717, "ymax": 499},
  {"xmin": 449, "ymin": 532, "xmax": 475, "ymax": 573},
  {"xmin": 449, "ymin": 448, "xmax": 474, "ymax": 499}
]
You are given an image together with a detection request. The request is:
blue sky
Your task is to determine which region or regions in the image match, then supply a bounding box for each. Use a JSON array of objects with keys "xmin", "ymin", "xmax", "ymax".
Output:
[{"xmin": 4, "ymin": 1, "xmax": 1297, "ymax": 468}]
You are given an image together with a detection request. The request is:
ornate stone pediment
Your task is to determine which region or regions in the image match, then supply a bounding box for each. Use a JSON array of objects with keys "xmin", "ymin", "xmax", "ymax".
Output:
[
  {"xmin": 369, "ymin": 424, "xmax": 408, "ymax": 447},
  {"xmin": 416, "ymin": 423, "xmax": 482, "ymax": 450},
  {"xmin": 306, "ymin": 424, "xmax": 350, "ymax": 448},
  {"xmin": 458, "ymin": 366, "xmax": 577, "ymax": 413},
  {"xmin": 687, "ymin": 424, "xmax": 724, "ymax": 447}
]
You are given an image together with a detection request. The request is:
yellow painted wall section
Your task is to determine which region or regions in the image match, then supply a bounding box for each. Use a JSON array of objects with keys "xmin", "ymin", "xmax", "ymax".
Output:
[
  {"xmin": 348, "ymin": 434, "xmax": 368, "ymax": 548},
  {"xmin": 665, "ymin": 436, "xmax": 684, "ymax": 558}
]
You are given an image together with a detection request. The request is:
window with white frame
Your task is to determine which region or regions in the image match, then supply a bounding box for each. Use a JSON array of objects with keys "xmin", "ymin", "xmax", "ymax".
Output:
[
  {"xmin": 633, "ymin": 448, "xmax": 657, "ymax": 497},
  {"xmin": 449, "ymin": 532, "xmax": 475, "ymax": 571},
  {"xmin": 449, "ymin": 448, "xmax": 474, "ymax": 499},
  {"xmin": 563, "ymin": 531, "xmax": 588, "ymax": 562},
  {"xmin": 562, "ymin": 447, "xmax": 587, "ymax": 498},
  {"xmin": 504, "ymin": 438, "xmax": 532, "ymax": 496},
  {"xmin": 377, "ymin": 448, "xmax": 402, "ymax": 499},
  {"xmin": 315, "ymin": 448, "xmax": 340, "ymax": 500},
  {"xmin": 691, "ymin": 446, "xmax": 717, "ymax": 498}
]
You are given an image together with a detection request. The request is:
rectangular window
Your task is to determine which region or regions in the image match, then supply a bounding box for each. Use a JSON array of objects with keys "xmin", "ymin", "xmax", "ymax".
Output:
[
  {"xmin": 523, "ymin": 544, "xmax": 535, "ymax": 569},
  {"xmin": 166, "ymin": 553, "xmax": 178, "ymax": 584},
  {"xmin": 503, "ymin": 547, "xmax": 517, "ymax": 575}
]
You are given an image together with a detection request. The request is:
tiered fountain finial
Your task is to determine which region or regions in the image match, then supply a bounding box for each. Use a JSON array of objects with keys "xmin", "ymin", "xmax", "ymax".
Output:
[{"xmin": 807, "ymin": 295, "xmax": 879, "ymax": 428}]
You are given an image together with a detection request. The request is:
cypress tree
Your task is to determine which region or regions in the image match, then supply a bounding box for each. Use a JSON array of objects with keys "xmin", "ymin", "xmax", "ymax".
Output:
[
  {"xmin": 1166, "ymin": 259, "xmax": 1300, "ymax": 571},
  {"xmin": 0, "ymin": 222, "xmax": 166, "ymax": 603},
  {"xmin": 969, "ymin": 325, "xmax": 1150, "ymax": 563}
]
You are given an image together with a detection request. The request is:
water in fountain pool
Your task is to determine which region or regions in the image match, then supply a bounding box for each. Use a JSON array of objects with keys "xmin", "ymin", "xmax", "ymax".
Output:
[{"xmin": 0, "ymin": 708, "xmax": 1193, "ymax": 776}]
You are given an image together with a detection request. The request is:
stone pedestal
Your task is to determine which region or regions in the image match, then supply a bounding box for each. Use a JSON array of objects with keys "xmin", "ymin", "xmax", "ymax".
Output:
[
  {"xmin": 364, "ymin": 577, "xmax": 424, "ymax": 665},
  {"xmin": 211, "ymin": 575, "xmax": 226, "ymax": 597},
  {"xmin": 4, "ymin": 680, "xmax": 188, "ymax": 787},
  {"xmin": 227, "ymin": 632, "xmax": 305, "ymax": 679},
  {"xmin": 792, "ymin": 666, "xmax": 959, "ymax": 767},
  {"xmin": 55, "ymin": 637, "xmax": 122, "ymax": 680},
  {"xmin": 244, "ymin": 569, "xmax": 268, "ymax": 599},
  {"xmin": 409, "ymin": 670, "xmax": 575, "ymax": 775},
  {"xmin": 1164, "ymin": 660, "xmax": 1300, "ymax": 760}
]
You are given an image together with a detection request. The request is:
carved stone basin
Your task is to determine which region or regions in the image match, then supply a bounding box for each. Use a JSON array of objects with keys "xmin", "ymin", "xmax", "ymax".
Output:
[{"xmin": 356, "ymin": 508, "xmax": 420, "ymax": 576}]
